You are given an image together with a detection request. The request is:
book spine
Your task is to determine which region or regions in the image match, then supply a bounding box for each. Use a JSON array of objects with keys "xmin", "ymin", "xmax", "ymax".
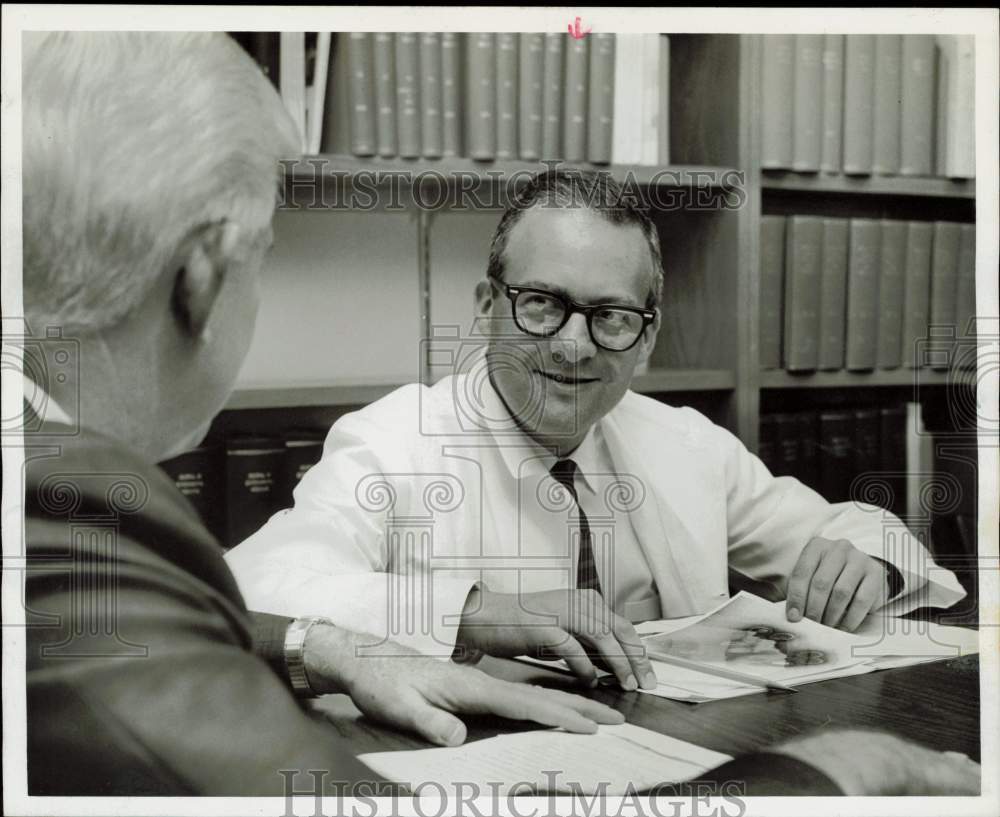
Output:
[
  {"xmin": 760, "ymin": 34, "xmax": 795, "ymax": 169},
  {"xmin": 942, "ymin": 35, "xmax": 975, "ymax": 179},
  {"xmin": 876, "ymin": 220, "xmax": 907, "ymax": 369},
  {"xmin": 817, "ymin": 218, "xmax": 849, "ymax": 371},
  {"xmin": 797, "ymin": 412, "xmax": 821, "ymax": 492},
  {"xmin": 563, "ymin": 35, "xmax": 589, "ymax": 163},
  {"xmin": 792, "ymin": 35, "xmax": 824, "ymax": 172},
  {"xmin": 934, "ymin": 38, "xmax": 950, "ymax": 176},
  {"xmin": 783, "ymin": 216, "xmax": 824, "ymax": 372},
  {"xmin": 639, "ymin": 35, "xmax": 661, "ymax": 166},
  {"xmin": 759, "ymin": 215, "xmax": 786, "ymax": 370},
  {"xmin": 772, "ymin": 413, "xmax": 802, "ymax": 480},
  {"xmin": 158, "ymin": 445, "xmax": 224, "ymax": 544},
  {"xmin": 819, "ymin": 34, "xmax": 845, "ymax": 173},
  {"xmin": 542, "ymin": 33, "xmax": 564, "ymax": 159},
  {"xmin": 280, "ymin": 32, "xmax": 307, "ymax": 153},
  {"xmin": 440, "ymin": 33, "xmax": 461, "ymax": 157},
  {"xmin": 320, "ymin": 34, "xmax": 352, "ymax": 155},
  {"xmin": 611, "ymin": 34, "xmax": 640, "ymax": 165},
  {"xmin": 819, "ymin": 410, "xmax": 855, "ymax": 502},
  {"xmin": 586, "ymin": 33, "xmax": 615, "ymax": 164},
  {"xmin": 842, "ymin": 35, "xmax": 876, "ymax": 175},
  {"xmin": 899, "ymin": 35, "xmax": 936, "ymax": 176},
  {"xmin": 278, "ymin": 434, "xmax": 326, "ymax": 508},
  {"xmin": 845, "ymin": 218, "xmax": 881, "ymax": 371},
  {"xmin": 346, "ymin": 33, "xmax": 376, "ymax": 157},
  {"xmin": 495, "ymin": 33, "xmax": 518, "ymax": 160},
  {"xmin": 372, "ymin": 33, "xmax": 397, "ymax": 158},
  {"xmin": 879, "ymin": 405, "xmax": 908, "ymax": 517},
  {"xmin": 419, "ymin": 33, "xmax": 443, "ymax": 159},
  {"xmin": 465, "ymin": 33, "xmax": 496, "ymax": 161},
  {"xmin": 929, "ymin": 221, "xmax": 961, "ymax": 361},
  {"xmin": 394, "ymin": 33, "xmax": 421, "ymax": 159},
  {"xmin": 955, "ymin": 224, "xmax": 976, "ymax": 344},
  {"xmin": 871, "ymin": 35, "xmax": 903, "ymax": 175},
  {"xmin": 518, "ymin": 33, "xmax": 545, "ymax": 160},
  {"xmin": 852, "ymin": 408, "xmax": 882, "ymax": 504},
  {"xmin": 224, "ymin": 437, "xmax": 285, "ymax": 550},
  {"xmin": 901, "ymin": 221, "xmax": 934, "ymax": 368},
  {"xmin": 307, "ymin": 33, "xmax": 331, "ymax": 155},
  {"xmin": 659, "ymin": 35, "xmax": 670, "ymax": 165}
]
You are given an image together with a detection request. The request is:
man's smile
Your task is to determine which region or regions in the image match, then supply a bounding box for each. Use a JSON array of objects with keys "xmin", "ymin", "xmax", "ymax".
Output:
[{"xmin": 535, "ymin": 369, "xmax": 600, "ymax": 385}]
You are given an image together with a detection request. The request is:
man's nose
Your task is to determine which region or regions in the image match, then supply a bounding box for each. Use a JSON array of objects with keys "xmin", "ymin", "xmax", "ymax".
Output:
[{"xmin": 552, "ymin": 312, "xmax": 597, "ymax": 364}]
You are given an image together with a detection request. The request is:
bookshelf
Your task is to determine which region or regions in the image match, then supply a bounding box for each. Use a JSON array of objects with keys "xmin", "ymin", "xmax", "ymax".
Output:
[{"xmin": 234, "ymin": 32, "xmax": 975, "ymax": 459}]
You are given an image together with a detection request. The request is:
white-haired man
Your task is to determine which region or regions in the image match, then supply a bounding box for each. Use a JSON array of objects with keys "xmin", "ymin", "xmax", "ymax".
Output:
[{"xmin": 19, "ymin": 31, "xmax": 625, "ymax": 796}]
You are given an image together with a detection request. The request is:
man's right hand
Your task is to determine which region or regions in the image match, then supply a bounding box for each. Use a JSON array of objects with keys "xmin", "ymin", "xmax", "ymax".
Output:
[
  {"xmin": 303, "ymin": 623, "xmax": 624, "ymax": 747},
  {"xmin": 455, "ymin": 586, "xmax": 658, "ymax": 691}
]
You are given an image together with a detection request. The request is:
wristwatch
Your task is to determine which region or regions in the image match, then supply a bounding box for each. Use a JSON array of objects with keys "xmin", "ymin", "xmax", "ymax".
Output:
[{"xmin": 284, "ymin": 616, "xmax": 335, "ymax": 697}]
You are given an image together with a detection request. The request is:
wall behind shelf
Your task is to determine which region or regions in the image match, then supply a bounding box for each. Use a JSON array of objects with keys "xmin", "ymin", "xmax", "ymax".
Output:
[{"xmin": 236, "ymin": 209, "xmax": 422, "ymax": 386}]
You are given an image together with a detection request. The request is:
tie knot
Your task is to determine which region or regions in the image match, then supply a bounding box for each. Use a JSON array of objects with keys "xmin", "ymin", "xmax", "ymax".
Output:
[{"xmin": 550, "ymin": 458, "xmax": 578, "ymax": 491}]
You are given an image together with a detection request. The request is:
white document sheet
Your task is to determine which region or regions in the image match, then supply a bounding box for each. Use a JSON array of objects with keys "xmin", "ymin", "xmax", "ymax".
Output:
[{"xmin": 358, "ymin": 723, "xmax": 733, "ymax": 795}]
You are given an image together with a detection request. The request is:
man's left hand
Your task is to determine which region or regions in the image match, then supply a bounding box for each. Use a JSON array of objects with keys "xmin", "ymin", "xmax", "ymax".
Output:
[{"xmin": 785, "ymin": 537, "xmax": 889, "ymax": 631}]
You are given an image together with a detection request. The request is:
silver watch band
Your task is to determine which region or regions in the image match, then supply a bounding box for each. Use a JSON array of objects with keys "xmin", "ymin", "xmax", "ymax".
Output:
[{"xmin": 284, "ymin": 616, "xmax": 334, "ymax": 697}]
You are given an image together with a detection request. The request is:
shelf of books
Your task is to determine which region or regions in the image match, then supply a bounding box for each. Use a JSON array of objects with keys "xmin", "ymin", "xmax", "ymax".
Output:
[
  {"xmin": 286, "ymin": 154, "xmax": 739, "ymax": 189},
  {"xmin": 759, "ymin": 368, "xmax": 956, "ymax": 390},
  {"xmin": 761, "ymin": 172, "xmax": 975, "ymax": 199}
]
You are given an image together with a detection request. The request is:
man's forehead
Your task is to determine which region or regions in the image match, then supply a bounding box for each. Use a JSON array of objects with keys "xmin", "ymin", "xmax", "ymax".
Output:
[{"xmin": 502, "ymin": 206, "xmax": 652, "ymax": 303}]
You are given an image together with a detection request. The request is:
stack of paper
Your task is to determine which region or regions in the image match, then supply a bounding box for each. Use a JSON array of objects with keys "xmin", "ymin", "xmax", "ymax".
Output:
[{"xmin": 359, "ymin": 723, "xmax": 732, "ymax": 796}]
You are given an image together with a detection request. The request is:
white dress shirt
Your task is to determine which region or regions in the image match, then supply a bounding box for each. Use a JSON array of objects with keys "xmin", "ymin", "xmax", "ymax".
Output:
[{"xmin": 226, "ymin": 357, "xmax": 966, "ymax": 659}]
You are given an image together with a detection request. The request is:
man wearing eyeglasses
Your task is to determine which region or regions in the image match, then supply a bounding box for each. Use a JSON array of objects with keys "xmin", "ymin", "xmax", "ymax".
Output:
[{"xmin": 227, "ymin": 170, "xmax": 964, "ymax": 691}]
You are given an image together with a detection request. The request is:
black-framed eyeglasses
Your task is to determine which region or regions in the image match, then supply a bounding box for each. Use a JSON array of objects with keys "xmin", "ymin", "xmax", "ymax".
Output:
[{"xmin": 488, "ymin": 273, "xmax": 657, "ymax": 352}]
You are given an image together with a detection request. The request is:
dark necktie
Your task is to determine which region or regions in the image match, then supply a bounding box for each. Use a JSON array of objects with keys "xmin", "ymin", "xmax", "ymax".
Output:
[{"xmin": 550, "ymin": 459, "xmax": 603, "ymax": 595}]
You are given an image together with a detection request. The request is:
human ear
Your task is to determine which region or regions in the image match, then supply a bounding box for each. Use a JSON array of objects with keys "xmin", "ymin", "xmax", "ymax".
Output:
[
  {"xmin": 474, "ymin": 278, "xmax": 495, "ymax": 318},
  {"xmin": 170, "ymin": 221, "xmax": 246, "ymax": 340}
]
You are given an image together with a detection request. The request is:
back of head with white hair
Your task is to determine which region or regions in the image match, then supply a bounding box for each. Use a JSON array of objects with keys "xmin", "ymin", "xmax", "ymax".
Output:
[{"xmin": 22, "ymin": 31, "xmax": 300, "ymax": 333}]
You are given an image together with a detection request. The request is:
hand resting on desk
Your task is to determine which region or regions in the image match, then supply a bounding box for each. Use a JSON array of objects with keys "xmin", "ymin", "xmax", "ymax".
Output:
[
  {"xmin": 302, "ymin": 623, "xmax": 625, "ymax": 747},
  {"xmin": 456, "ymin": 586, "xmax": 658, "ymax": 692}
]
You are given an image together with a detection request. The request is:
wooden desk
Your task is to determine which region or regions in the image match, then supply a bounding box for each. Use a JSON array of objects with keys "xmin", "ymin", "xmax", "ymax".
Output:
[{"xmin": 314, "ymin": 654, "xmax": 980, "ymax": 764}]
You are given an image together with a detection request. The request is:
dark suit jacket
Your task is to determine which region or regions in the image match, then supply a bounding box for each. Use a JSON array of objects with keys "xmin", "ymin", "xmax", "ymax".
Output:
[
  {"xmin": 24, "ymin": 424, "xmax": 377, "ymax": 795},
  {"xmin": 22, "ymin": 423, "xmax": 840, "ymax": 797}
]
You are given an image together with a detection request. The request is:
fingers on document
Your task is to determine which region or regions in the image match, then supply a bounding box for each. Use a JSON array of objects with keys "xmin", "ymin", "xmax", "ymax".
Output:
[
  {"xmin": 488, "ymin": 682, "xmax": 624, "ymax": 734},
  {"xmin": 820, "ymin": 557, "xmax": 869, "ymax": 629},
  {"xmin": 839, "ymin": 570, "xmax": 884, "ymax": 633}
]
